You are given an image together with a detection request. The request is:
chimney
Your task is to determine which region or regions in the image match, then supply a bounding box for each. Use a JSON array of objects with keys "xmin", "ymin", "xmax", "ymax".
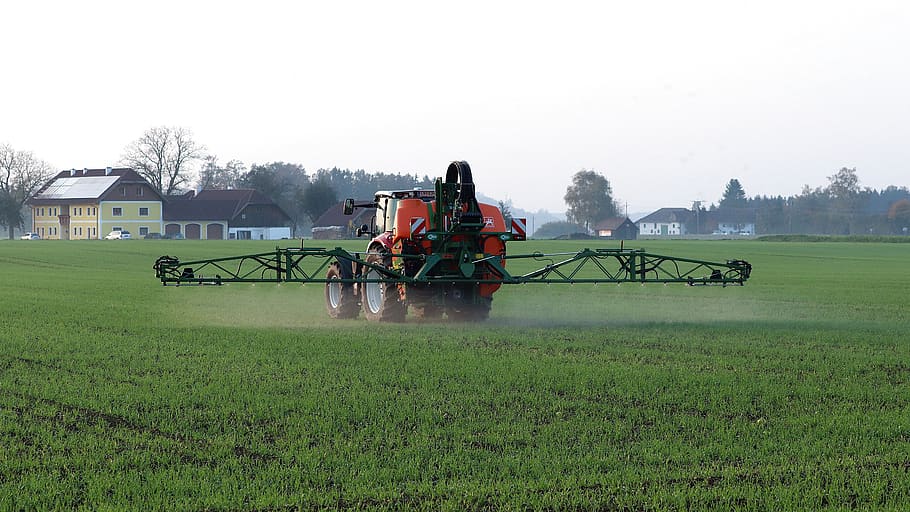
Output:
[
  {"xmin": 70, "ymin": 169, "xmax": 76, "ymax": 177},
  {"xmin": 83, "ymin": 168, "xmax": 88, "ymax": 176},
  {"xmin": 105, "ymin": 166, "xmax": 112, "ymax": 176}
]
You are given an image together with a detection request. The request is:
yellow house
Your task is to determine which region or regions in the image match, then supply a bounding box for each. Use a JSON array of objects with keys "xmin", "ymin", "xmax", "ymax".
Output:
[{"xmin": 28, "ymin": 167, "xmax": 164, "ymax": 240}]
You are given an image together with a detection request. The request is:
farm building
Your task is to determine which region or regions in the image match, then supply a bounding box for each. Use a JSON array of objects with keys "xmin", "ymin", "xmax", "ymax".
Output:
[
  {"xmin": 28, "ymin": 169, "xmax": 292, "ymax": 240},
  {"xmin": 706, "ymin": 208, "xmax": 756, "ymax": 235},
  {"xmin": 164, "ymin": 189, "xmax": 292, "ymax": 240},
  {"xmin": 312, "ymin": 201, "xmax": 376, "ymax": 239},
  {"xmin": 27, "ymin": 167, "xmax": 164, "ymax": 240},
  {"xmin": 636, "ymin": 208, "xmax": 694, "ymax": 236},
  {"xmin": 592, "ymin": 217, "xmax": 638, "ymax": 240}
]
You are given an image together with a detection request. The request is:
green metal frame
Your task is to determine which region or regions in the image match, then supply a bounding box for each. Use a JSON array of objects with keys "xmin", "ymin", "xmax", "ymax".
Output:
[{"xmin": 153, "ymin": 246, "xmax": 751, "ymax": 287}]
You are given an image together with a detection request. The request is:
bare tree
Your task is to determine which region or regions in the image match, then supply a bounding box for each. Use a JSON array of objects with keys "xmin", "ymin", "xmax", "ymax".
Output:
[
  {"xmin": 197, "ymin": 156, "xmax": 246, "ymax": 190},
  {"xmin": 121, "ymin": 126, "xmax": 205, "ymax": 195},
  {"xmin": 0, "ymin": 144, "xmax": 54, "ymax": 239}
]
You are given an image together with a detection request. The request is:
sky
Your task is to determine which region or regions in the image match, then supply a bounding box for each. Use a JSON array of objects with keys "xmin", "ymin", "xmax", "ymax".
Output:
[{"xmin": 2, "ymin": 0, "xmax": 908, "ymax": 215}]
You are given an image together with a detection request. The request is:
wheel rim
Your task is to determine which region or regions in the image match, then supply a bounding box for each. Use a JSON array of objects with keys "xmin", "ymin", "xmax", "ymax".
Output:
[
  {"xmin": 364, "ymin": 269, "xmax": 383, "ymax": 314},
  {"xmin": 327, "ymin": 278, "xmax": 342, "ymax": 309}
]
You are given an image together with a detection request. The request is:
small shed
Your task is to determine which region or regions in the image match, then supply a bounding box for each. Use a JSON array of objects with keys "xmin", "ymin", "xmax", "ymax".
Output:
[{"xmin": 593, "ymin": 217, "xmax": 638, "ymax": 240}]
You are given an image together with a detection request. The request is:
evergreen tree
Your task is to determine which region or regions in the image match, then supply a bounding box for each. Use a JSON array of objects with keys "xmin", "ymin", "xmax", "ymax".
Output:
[{"xmin": 720, "ymin": 179, "xmax": 747, "ymax": 208}]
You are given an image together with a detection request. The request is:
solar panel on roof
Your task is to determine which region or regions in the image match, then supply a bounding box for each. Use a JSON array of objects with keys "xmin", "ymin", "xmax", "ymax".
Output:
[{"xmin": 36, "ymin": 176, "xmax": 119, "ymax": 199}]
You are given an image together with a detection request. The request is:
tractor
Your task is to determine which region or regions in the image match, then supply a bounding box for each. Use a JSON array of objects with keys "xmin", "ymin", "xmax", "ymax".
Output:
[
  {"xmin": 153, "ymin": 161, "xmax": 752, "ymax": 322},
  {"xmin": 326, "ymin": 161, "xmax": 519, "ymax": 322}
]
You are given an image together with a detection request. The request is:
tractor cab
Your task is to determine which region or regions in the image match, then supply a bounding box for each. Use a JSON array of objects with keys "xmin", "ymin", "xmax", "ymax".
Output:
[
  {"xmin": 372, "ymin": 189, "xmax": 435, "ymax": 236},
  {"xmin": 343, "ymin": 189, "xmax": 435, "ymax": 240}
]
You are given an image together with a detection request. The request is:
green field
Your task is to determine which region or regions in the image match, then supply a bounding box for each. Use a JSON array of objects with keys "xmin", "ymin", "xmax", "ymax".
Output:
[{"xmin": 1, "ymin": 239, "xmax": 908, "ymax": 510}]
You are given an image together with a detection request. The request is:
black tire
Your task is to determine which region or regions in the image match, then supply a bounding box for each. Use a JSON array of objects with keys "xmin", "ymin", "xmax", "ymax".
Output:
[
  {"xmin": 325, "ymin": 262, "xmax": 359, "ymax": 319},
  {"xmin": 446, "ymin": 296, "xmax": 492, "ymax": 322},
  {"xmin": 361, "ymin": 253, "xmax": 406, "ymax": 322}
]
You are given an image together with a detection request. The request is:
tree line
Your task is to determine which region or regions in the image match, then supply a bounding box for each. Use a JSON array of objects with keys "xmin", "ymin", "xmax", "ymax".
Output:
[
  {"xmin": 197, "ymin": 158, "xmax": 435, "ymax": 236},
  {"xmin": 554, "ymin": 167, "xmax": 910, "ymax": 237},
  {"xmin": 708, "ymin": 168, "xmax": 910, "ymax": 235},
  {"xmin": 0, "ymin": 128, "xmax": 437, "ymax": 238},
  {"xmin": 116, "ymin": 127, "xmax": 433, "ymax": 236},
  {"xmin": 3, "ymin": 126, "xmax": 909, "ymax": 238},
  {"xmin": 0, "ymin": 144, "xmax": 53, "ymax": 239}
]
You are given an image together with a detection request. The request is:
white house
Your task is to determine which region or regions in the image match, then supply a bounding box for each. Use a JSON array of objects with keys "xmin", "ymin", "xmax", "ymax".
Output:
[{"xmin": 636, "ymin": 208, "xmax": 693, "ymax": 236}]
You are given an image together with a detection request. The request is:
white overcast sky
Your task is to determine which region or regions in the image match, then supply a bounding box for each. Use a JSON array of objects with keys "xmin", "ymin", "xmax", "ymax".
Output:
[{"xmin": 2, "ymin": 1, "xmax": 908, "ymax": 214}]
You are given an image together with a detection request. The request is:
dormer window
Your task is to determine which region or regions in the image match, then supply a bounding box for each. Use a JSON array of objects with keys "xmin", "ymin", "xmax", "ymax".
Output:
[{"xmin": 121, "ymin": 187, "xmax": 127, "ymax": 196}]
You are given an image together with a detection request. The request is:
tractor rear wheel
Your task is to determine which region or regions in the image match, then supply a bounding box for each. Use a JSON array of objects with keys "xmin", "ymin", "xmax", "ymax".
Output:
[
  {"xmin": 362, "ymin": 254, "xmax": 406, "ymax": 322},
  {"xmin": 325, "ymin": 262, "xmax": 359, "ymax": 319},
  {"xmin": 446, "ymin": 296, "xmax": 492, "ymax": 322}
]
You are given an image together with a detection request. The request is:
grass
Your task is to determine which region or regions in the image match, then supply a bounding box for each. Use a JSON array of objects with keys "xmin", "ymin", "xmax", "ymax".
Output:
[
  {"xmin": 1, "ymin": 238, "xmax": 908, "ymax": 510},
  {"xmin": 757, "ymin": 234, "xmax": 910, "ymax": 243}
]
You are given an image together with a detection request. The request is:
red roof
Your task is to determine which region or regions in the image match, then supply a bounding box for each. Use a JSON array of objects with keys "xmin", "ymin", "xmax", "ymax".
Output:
[{"xmin": 163, "ymin": 188, "xmax": 290, "ymax": 222}]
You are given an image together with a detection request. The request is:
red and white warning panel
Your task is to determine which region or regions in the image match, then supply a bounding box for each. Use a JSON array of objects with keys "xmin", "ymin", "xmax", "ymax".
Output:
[
  {"xmin": 410, "ymin": 217, "xmax": 427, "ymax": 238},
  {"xmin": 511, "ymin": 218, "xmax": 527, "ymax": 240}
]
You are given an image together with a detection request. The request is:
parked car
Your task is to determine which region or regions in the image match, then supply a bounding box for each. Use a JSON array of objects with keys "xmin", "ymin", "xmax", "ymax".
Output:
[
  {"xmin": 105, "ymin": 230, "xmax": 131, "ymax": 240},
  {"xmin": 163, "ymin": 232, "xmax": 184, "ymax": 240},
  {"xmin": 144, "ymin": 232, "xmax": 163, "ymax": 239},
  {"xmin": 20, "ymin": 232, "xmax": 41, "ymax": 240}
]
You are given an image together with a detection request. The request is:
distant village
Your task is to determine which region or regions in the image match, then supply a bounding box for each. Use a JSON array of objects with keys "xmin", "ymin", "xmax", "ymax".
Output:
[
  {"xmin": 17, "ymin": 165, "xmax": 910, "ymax": 241},
  {"xmin": 4, "ymin": 129, "xmax": 909, "ymax": 241}
]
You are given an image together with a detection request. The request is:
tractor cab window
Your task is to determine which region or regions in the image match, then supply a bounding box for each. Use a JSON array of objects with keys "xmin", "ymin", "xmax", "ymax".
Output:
[{"xmin": 376, "ymin": 197, "xmax": 398, "ymax": 233}]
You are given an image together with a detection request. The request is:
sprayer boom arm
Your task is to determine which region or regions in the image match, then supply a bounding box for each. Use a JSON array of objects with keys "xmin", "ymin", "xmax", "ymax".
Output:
[{"xmin": 153, "ymin": 246, "xmax": 751, "ymax": 287}]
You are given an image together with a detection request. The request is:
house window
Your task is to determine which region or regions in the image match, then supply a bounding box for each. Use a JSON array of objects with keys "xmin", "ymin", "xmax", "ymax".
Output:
[
  {"xmin": 137, "ymin": 187, "xmax": 144, "ymax": 196},
  {"xmin": 139, "ymin": 207, "xmax": 149, "ymax": 216},
  {"xmin": 121, "ymin": 187, "xmax": 127, "ymax": 196},
  {"xmin": 139, "ymin": 226, "xmax": 149, "ymax": 236},
  {"xmin": 112, "ymin": 226, "xmax": 122, "ymax": 232},
  {"xmin": 112, "ymin": 207, "xmax": 123, "ymax": 216}
]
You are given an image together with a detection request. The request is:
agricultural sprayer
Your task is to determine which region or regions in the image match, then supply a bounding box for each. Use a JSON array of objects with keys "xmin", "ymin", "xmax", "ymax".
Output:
[{"xmin": 153, "ymin": 161, "xmax": 752, "ymax": 321}]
